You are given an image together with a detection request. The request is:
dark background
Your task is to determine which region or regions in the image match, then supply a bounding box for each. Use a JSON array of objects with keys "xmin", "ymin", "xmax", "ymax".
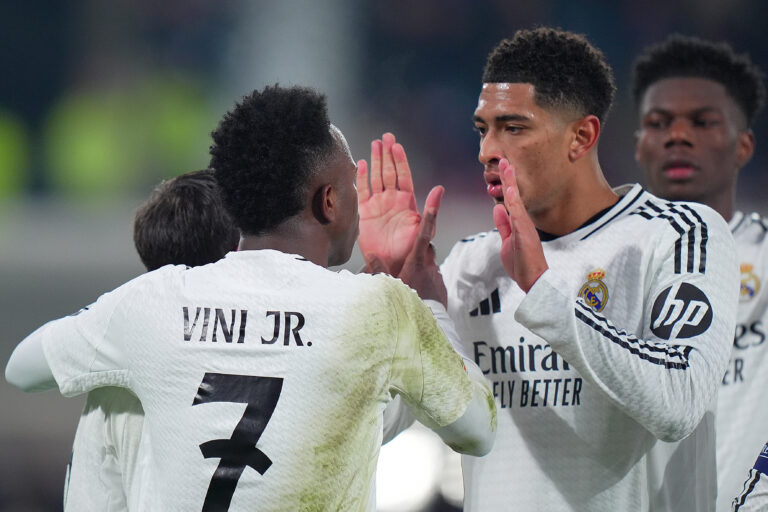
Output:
[{"xmin": 1, "ymin": 1, "xmax": 766, "ymax": 510}]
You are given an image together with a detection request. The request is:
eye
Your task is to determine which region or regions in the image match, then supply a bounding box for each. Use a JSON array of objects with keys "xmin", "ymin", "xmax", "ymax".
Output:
[
  {"xmin": 505, "ymin": 125, "xmax": 523, "ymax": 134},
  {"xmin": 692, "ymin": 117, "xmax": 720, "ymax": 128},
  {"xmin": 643, "ymin": 115, "xmax": 668, "ymax": 129},
  {"xmin": 473, "ymin": 125, "xmax": 487, "ymax": 136}
]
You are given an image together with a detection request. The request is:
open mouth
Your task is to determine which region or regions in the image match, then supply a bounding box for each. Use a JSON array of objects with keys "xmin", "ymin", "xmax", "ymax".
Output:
[{"xmin": 485, "ymin": 175, "xmax": 503, "ymax": 200}]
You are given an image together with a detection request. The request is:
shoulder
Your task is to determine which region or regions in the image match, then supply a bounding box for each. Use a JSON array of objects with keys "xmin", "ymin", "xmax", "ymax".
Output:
[
  {"xmin": 621, "ymin": 193, "xmax": 732, "ymax": 254},
  {"xmin": 732, "ymin": 211, "xmax": 768, "ymax": 246},
  {"xmin": 442, "ymin": 229, "xmax": 500, "ymax": 271}
]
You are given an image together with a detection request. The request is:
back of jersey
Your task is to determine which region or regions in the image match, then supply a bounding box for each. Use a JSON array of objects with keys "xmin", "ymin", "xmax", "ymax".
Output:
[{"xmin": 113, "ymin": 250, "xmax": 406, "ymax": 510}]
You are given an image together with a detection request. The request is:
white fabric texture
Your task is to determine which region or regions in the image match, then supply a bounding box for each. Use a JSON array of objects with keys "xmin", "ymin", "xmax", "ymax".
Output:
[
  {"xmin": 35, "ymin": 249, "xmax": 493, "ymax": 511},
  {"xmin": 440, "ymin": 184, "xmax": 738, "ymax": 511}
]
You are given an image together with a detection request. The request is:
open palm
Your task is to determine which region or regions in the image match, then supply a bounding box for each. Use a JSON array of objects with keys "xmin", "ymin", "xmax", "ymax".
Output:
[{"xmin": 357, "ymin": 133, "xmax": 441, "ymax": 276}]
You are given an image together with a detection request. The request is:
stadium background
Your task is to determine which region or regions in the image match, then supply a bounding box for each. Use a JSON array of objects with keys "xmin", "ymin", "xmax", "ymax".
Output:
[{"xmin": 1, "ymin": 1, "xmax": 767, "ymax": 510}]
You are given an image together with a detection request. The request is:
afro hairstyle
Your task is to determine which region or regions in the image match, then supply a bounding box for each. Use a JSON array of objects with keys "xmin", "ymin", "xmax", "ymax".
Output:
[
  {"xmin": 632, "ymin": 34, "xmax": 766, "ymax": 126},
  {"xmin": 209, "ymin": 85, "xmax": 336, "ymax": 235},
  {"xmin": 483, "ymin": 27, "xmax": 616, "ymax": 123}
]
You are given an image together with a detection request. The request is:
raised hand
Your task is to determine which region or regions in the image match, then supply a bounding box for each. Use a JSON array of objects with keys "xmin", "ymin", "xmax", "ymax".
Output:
[
  {"xmin": 399, "ymin": 186, "xmax": 447, "ymax": 306},
  {"xmin": 492, "ymin": 159, "xmax": 549, "ymax": 293},
  {"xmin": 357, "ymin": 133, "xmax": 442, "ymax": 276}
]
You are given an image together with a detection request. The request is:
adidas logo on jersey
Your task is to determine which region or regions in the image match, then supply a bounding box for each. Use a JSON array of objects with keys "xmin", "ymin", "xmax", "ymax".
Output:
[{"xmin": 469, "ymin": 289, "xmax": 501, "ymax": 317}]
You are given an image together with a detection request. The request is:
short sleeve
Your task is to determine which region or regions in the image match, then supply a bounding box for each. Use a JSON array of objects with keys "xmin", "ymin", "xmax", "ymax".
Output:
[{"xmin": 42, "ymin": 282, "xmax": 136, "ymax": 396}]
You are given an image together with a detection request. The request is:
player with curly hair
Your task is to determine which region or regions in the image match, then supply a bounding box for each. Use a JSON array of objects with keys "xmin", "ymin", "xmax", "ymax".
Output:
[
  {"xmin": 358, "ymin": 27, "xmax": 738, "ymax": 511},
  {"xmin": 632, "ymin": 34, "xmax": 767, "ymax": 511},
  {"xmin": 6, "ymin": 84, "xmax": 496, "ymax": 511}
]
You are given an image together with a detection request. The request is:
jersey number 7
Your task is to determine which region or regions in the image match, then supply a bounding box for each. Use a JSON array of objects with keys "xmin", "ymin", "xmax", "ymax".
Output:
[{"xmin": 193, "ymin": 373, "xmax": 284, "ymax": 511}]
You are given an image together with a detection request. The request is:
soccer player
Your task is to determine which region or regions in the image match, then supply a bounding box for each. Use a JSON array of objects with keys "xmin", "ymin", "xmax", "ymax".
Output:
[
  {"xmin": 64, "ymin": 169, "xmax": 239, "ymax": 510},
  {"xmin": 357, "ymin": 28, "xmax": 738, "ymax": 511},
  {"xmin": 732, "ymin": 442, "xmax": 768, "ymax": 511},
  {"xmin": 632, "ymin": 35, "xmax": 767, "ymax": 510},
  {"xmin": 5, "ymin": 85, "xmax": 496, "ymax": 511}
]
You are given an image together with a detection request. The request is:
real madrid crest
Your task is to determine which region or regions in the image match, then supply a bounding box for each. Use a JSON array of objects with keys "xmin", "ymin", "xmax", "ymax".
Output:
[
  {"xmin": 740, "ymin": 263, "xmax": 760, "ymax": 302},
  {"xmin": 579, "ymin": 269, "xmax": 609, "ymax": 312}
]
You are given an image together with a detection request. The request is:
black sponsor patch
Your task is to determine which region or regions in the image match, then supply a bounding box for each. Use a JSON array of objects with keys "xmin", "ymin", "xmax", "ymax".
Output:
[{"xmin": 651, "ymin": 283, "xmax": 712, "ymax": 340}]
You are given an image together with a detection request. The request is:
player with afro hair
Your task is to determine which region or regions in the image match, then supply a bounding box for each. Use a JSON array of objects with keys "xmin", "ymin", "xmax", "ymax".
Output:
[
  {"xmin": 632, "ymin": 34, "xmax": 765, "ymax": 127},
  {"xmin": 210, "ymin": 85, "xmax": 337, "ymax": 236}
]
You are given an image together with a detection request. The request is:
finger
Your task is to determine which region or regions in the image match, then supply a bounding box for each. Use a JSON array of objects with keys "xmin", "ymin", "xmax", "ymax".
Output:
[
  {"xmin": 391, "ymin": 142, "xmax": 414, "ymax": 193},
  {"xmin": 498, "ymin": 159, "xmax": 526, "ymax": 219},
  {"xmin": 356, "ymin": 159, "xmax": 370, "ymax": 201},
  {"xmin": 493, "ymin": 203, "xmax": 513, "ymax": 241},
  {"xmin": 420, "ymin": 186, "xmax": 444, "ymax": 241},
  {"xmin": 423, "ymin": 185, "xmax": 444, "ymax": 216},
  {"xmin": 408, "ymin": 187, "xmax": 444, "ymax": 266},
  {"xmin": 370, "ymin": 139, "xmax": 384, "ymax": 193},
  {"xmin": 382, "ymin": 133, "xmax": 397, "ymax": 190}
]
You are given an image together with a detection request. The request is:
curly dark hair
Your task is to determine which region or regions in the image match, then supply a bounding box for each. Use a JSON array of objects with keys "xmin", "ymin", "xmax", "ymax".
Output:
[
  {"xmin": 209, "ymin": 85, "xmax": 336, "ymax": 235},
  {"xmin": 483, "ymin": 27, "xmax": 616, "ymax": 123},
  {"xmin": 632, "ymin": 34, "xmax": 766, "ymax": 126},
  {"xmin": 133, "ymin": 169, "xmax": 239, "ymax": 271}
]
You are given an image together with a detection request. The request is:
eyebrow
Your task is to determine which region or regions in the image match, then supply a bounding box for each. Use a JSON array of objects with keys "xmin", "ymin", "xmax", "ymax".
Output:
[
  {"xmin": 472, "ymin": 114, "xmax": 531, "ymax": 124},
  {"xmin": 644, "ymin": 106, "xmax": 720, "ymax": 117}
]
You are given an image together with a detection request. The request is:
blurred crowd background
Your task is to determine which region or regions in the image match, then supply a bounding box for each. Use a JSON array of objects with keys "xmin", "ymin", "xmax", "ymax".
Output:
[{"xmin": 2, "ymin": 1, "xmax": 767, "ymax": 510}]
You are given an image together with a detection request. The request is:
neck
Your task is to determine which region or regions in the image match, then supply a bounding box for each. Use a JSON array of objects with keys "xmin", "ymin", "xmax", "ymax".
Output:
[
  {"xmin": 530, "ymin": 157, "xmax": 618, "ymax": 236},
  {"xmin": 704, "ymin": 189, "xmax": 736, "ymax": 222},
  {"xmin": 238, "ymin": 215, "xmax": 330, "ymax": 268}
]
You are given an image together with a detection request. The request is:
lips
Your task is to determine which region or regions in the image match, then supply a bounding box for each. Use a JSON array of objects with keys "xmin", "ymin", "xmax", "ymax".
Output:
[
  {"xmin": 485, "ymin": 173, "xmax": 503, "ymax": 200},
  {"xmin": 662, "ymin": 159, "xmax": 698, "ymax": 180}
]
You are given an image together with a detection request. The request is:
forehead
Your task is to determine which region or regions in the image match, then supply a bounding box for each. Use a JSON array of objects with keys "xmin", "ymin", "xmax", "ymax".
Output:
[
  {"xmin": 640, "ymin": 77, "xmax": 736, "ymax": 114},
  {"xmin": 474, "ymin": 83, "xmax": 542, "ymax": 119}
]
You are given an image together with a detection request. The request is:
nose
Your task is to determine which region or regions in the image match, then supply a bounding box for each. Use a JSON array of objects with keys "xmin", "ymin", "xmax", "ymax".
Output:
[
  {"xmin": 478, "ymin": 131, "xmax": 504, "ymax": 166},
  {"xmin": 664, "ymin": 117, "xmax": 693, "ymax": 149}
]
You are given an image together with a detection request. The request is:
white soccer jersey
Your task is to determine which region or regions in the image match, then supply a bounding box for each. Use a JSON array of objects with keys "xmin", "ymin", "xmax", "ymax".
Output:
[
  {"xmin": 717, "ymin": 211, "xmax": 768, "ymax": 511},
  {"xmin": 64, "ymin": 388, "xmax": 146, "ymax": 512},
  {"xmin": 441, "ymin": 184, "xmax": 738, "ymax": 511},
  {"xmin": 732, "ymin": 441, "xmax": 768, "ymax": 511},
  {"xmin": 38, "ymin": 249, "xmax": 491, "ymax": 511}
]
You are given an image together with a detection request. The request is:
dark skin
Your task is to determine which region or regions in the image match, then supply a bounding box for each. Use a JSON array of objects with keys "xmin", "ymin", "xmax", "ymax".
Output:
[
  {"xmin": 635, "ymin": 77, "xmax": 755, "ymax": 221},
  {"xmin": 239, "ymin": 127, "xmax": 359, "ymax": 268}
]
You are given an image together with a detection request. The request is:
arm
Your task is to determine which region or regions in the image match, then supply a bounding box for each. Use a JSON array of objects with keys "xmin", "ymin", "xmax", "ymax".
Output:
[
  {"xmin": 386, "ymin": 278, "xmax": 496, "ymax": 456},
  {"xmin": 732, "ymin": 442, "xmax": 768, "ymax": 511},
  {"xmin": 5, "ymin": 322, "xmax": 57, "ymax": 392},
  {"xmin": 494, "ymin": 160, "xmax": 737, "ymax": 441},
  {"xmin": 7, "ymin": 283, "xmax": 135, "ymax": 397},
  {"xmin": 357, "ymin": 133, "xmax": 442, "ymax": 276}
]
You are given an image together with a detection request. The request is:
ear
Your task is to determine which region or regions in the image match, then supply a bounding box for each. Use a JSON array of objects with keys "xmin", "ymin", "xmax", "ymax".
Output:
[
  {"xmin": 311, "ymin": 184, "xmax": 336, "ymax": 225},
  {"xmin": 735, "ymin": 129, "xmax": 755, "ymax": 169},
  {"xmin": 568, "ymin": 115, "xmax": 601, "ymax": 162}
]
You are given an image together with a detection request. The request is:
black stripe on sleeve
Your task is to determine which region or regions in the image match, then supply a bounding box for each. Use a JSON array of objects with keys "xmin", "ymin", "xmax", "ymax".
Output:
[
  {"xmin": 574, "ymin": 302, "xmax": 690, "ymax": 370},
  {"xmin": 678, "ymin": 204, "xmax": 709, "ymax": 273},
  {"xmin": 630, "ymin": 199, "xmax": 708, "ymax": 275},
  {"xmin": 733, "ymin": 470, "xmax": 761, "ymax": 511}
]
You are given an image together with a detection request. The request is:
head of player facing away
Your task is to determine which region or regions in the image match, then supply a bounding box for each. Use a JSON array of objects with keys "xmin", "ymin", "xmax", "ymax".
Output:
[
  {"xmin": 209, "ymin": 85, "xmax": 359, "ymax": 268},
  {"xmin": 632, "ymin": 34, "xmax": 765, "ymax": 219},
  {"xmin": 133, "ymin": 169, "xmax": 240, "ymax": 271},
  {"xmin": 474, "ymin": 28, "xmax": 618, "ymax": 236}
]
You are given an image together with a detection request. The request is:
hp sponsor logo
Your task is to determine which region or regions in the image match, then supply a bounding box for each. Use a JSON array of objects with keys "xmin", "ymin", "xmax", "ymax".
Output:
[{"xmin": 650, "ymin": 283, "xmax": 713, "ymax": 340}]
